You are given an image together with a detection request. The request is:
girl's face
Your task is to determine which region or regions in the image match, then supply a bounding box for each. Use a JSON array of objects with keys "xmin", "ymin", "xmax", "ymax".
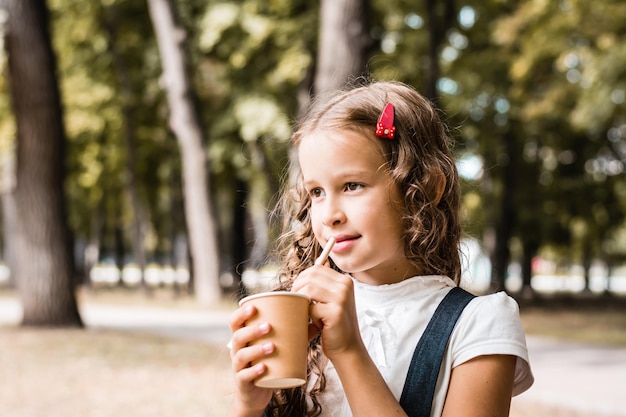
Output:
[{"xmin": 298, "ymin": 129, "xmax": 420, "ymax": 285}]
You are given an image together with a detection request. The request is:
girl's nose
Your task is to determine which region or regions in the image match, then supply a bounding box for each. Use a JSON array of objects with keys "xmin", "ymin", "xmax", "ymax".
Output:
[{"xmin": 322, "ymin": 199, "xmax": 346, "ymax": 226}]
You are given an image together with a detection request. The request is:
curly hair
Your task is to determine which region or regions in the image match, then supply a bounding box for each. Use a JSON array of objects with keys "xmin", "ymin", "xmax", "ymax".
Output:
[{"xmin": 266, "ymin": 81, "xmax": 462, "ymax": 417}]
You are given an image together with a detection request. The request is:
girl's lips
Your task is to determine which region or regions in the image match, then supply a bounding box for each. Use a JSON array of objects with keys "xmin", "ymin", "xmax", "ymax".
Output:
[{"xmin": 332, "ymin": 235, "xmax": 359, "ymax": 253}]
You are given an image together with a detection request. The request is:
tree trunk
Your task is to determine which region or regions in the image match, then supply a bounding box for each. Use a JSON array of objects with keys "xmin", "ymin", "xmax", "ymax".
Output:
[
  {"xmin": 489, "ymin": 131, "xmax": 518, "ymax": 293},
  {"xmin": 83, "ymin": 202, "xmax": 103, "ymax": 287},
  {"xmin": 168, "ymin": 168, "xmax": 190, "ymax": 295},
  {"xmin": 424, "ymin": 0, "xmax": 456, "ymax": 106},
  {"xmin": 1, "ymin": 147, "xmax": 18, "ymax": 288},
  {"xmin": 103, "ymin": 3, "xmax": 148, "ymax": 288},
  {"xmin": 582, "ymin": 239, "xmax": 592, "ymax": 293},
  {"xmin": 314, "ymin": 0, "xmax": 371, "ymax": 94},
  {"xmin": 231, "ymin": 179, "xmax": 249, "ymax": 298},
  {"xmin": 521, "ymin": 240, "xmax": 536, "ymax": 298},
  {"xmin": 147, "ymin": 0, "xmax": 221, "ymax": 305},
  {"xmin": 2, "ymin": 0, "xmax": 82, "ymax": 326}
]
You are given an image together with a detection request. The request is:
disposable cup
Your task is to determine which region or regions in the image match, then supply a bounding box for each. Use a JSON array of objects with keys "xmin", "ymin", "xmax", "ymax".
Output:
[{"xmin": 239, "ymin": 291, "xmax": 310, "ymax": 389}]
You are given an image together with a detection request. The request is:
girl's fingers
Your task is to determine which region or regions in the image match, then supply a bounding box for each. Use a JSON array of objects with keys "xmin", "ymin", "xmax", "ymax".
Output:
[
  {"xmin": 230, "ymin": 321, "xmax": 271, "ymax": 351},
  {"xmin": 231, "ymin": 342, "xmax": 274, "ymax": 373},
  {"xmin": 229, "ymin": 304, "xmax": 256, "ymax": 332},
  {"xmin": 228, "ymin": 304, "xmax": 275, "ymax": 412},
  {"xmin": 294, "ymin": 266, "xmax": 351, "ymax": 304},
  {"xmin": 229, "ymin": 304, "xmax": 273, "ymax": 350},
  {"xmin": 235, "ymin": 362, "xmax": 267, "ymax": 385},
  {"xmin": 293, "ymin": 266, "xmax": 362, "ymax": 357},
  {"xmin": 229, "ymin": 304, "xmax": 275, "ymax": 373}
]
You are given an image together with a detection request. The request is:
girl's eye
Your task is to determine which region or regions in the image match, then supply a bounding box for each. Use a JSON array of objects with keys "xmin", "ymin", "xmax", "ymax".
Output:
[
  {"xmin": 345, "ymin": 182, "xmax": 363, "ymax": 191},
  {"xmin": 309, "ymin": 188, "xmax": 324, "ymax": 198}
]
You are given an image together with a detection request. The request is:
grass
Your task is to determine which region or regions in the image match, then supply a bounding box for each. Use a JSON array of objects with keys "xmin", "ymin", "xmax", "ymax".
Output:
[
  {"xmin": 518, "ymin": 294, "xmax": 626, "ymax": 346},
  {"xmin": 0, "ymin": 327, "xmax": 233, "ymax": 417}
]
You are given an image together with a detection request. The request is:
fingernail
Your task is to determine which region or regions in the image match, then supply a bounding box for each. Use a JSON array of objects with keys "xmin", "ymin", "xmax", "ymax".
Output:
[
  {"xmin": 259, "ymin": 322, "xmax": 270, "ymax": 333},
  {"xmin": 245, "ymin": 305, "xmax": 254, "ymax": 314},
  {"xmin": 255, "ymin": 363, "xmax": 266, "ymax": 374},
  {"xmin": 262, "ymin": 342, "xmax": 274, "ymax": 353}
]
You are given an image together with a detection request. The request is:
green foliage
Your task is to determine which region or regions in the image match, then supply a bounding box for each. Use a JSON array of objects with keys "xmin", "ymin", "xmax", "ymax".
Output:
[
  {"xmin": 2, "ymin": 0, "xmax": 624, "ymax": 277},
  {"xmin": 194, "ymin": 1, "xmax": 317, "ymax": 264},
  {"xmin": 0, "ymin": 16, "xmax": 15, "ymax": 191},
  {"xmin": 446, "ymin": 0, "xmax": 626, "ymax": 261},
  {"xmin": 369, "ymin": 0, "xmax": 626, "ymax": 267},
  {"xmin": 48, "ymin": 0, "xmax": 177, "ymax": 257},
  {"xmin": 492, "ymin": 0, "xmax": 626, "ymax": 263}
]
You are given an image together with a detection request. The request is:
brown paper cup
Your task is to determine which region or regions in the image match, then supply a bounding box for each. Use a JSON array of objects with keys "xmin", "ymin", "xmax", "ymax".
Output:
[{"xmin": 239, "ymin": 291, "xmax": 310, "ymax": 389}]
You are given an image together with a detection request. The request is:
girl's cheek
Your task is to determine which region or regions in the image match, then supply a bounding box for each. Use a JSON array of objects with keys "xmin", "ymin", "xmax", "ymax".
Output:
[{"xmin": 309, "ymin": 213, "xmax": 319, "ymax": 231}]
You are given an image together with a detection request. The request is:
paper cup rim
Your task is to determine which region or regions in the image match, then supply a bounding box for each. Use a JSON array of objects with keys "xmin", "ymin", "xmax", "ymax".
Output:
[{"xmin": 239, "ymin": 291, "xmax": 310, "ymax": 306}]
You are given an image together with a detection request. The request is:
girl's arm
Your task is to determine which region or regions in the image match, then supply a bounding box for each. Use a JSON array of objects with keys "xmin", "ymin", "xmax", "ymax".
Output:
[
  {"xmin": 334, "ymin": 350, "xmax": 517, "ymax": 417},
  {"xmin": 441, "ymin": 354, "xmax": 517, "ymax": 417},
  {"xmin": 337, "ymin": 353, "xmax": 516, "ymax": 417},
  {"xmin": 331, "ymin": 346, "xmax": 408, "ymax": 416},
  {"xmin": 294, "ymin": 266, "xmax": 517, "ymax": 417},
  {"xmin": 293, "ymin": 266, "xmax": 409, "ymax": 417}
]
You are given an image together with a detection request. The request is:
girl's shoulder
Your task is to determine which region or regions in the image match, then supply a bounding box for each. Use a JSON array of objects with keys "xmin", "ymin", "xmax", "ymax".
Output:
[
  {"xmin": 466, "ymin": 290, "xmax": 522, "ymax": 317},
  {"xmin": 456, "ymin": 290, "xmax": 526, "ymax": 343},
  {"xmin": 452, "ymin": 290, "xmax": 534, "ymax": 396}
]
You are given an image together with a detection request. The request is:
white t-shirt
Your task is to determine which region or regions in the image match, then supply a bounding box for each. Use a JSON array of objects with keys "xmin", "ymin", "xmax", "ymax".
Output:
[{"xmin": 306, "ymin": 275, "xmax": 534, "ymax": 417}]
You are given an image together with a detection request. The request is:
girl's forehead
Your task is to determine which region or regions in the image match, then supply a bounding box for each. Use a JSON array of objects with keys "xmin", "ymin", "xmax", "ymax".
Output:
[
  {"xmin": 299, "ymin": 128, "xmax": 382, "ymax": 154},
  {"xmin": 298, "ymin": 129, "xmax": 389, "ymax": 175}
]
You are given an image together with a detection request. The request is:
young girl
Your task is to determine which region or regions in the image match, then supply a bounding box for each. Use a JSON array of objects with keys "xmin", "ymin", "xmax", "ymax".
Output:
[{"xmin": 228, "ymin": 81, "xmax": 533, "ymax": 417}]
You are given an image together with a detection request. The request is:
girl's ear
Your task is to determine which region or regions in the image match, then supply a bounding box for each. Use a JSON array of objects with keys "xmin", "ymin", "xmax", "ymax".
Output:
[{"xmin": 432, "ymin": 168, "xmax": 446, "ymax": 205}]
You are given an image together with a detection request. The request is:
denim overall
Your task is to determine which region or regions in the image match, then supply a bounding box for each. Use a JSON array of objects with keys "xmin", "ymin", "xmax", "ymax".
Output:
[{"xmin": 399, "ymin": 286, "xmax": 475, "ymax": 417}]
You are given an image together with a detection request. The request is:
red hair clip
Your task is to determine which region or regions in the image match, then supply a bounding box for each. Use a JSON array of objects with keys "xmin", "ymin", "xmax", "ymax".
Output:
[{"xmin": 375, "ymin": 102, "xmax": 396, "ymax": 139}]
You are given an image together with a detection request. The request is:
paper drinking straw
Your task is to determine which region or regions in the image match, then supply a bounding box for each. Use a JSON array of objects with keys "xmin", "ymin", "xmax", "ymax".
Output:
[{"xmin": 314, "ymin": 237, "xmax": 336, "ymax": 266}]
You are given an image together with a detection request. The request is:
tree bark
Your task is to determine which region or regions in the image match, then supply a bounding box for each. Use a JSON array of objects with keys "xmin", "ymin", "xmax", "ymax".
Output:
[
  {"xmin": 231, "ymin": 179, "xmax": 249, "ymax": 298},
  {"xmin": 1, "ymin": 0, "xmax": 82, "ymax": 326},
  {"xmin": 521, "ymin": 240, "xmax": 536, "ymax": 298},
  {"xmin": 314, "ymin": 0, "xmax": 371, "ymax": 94},
  {"xmin": 424, "ymin": 0, "xmax": 456, "ymax": 106},
  {"xmin": 147, "ymin": 0, "xmax": 221, "ymax": 304},
  {"xmin": 102, "ymin": 3, "xmax": 148, "ymax": 289},
  {"xmin": 489, "ymin": 131, "xmax": 518, "ymax": 292},
  {"xmin": 1, "ymin": 147, "xmax": 18, "ymax": 288}
]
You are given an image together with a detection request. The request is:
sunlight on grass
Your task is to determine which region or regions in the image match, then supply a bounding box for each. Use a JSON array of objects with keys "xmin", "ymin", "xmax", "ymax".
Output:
[
  {"xmin": 0, "ymin": 328, "xmax": 234, "ymax": 417},
  {"xmin": 520, "ymin": 302, "xmax": 626, "ymax": 347}
]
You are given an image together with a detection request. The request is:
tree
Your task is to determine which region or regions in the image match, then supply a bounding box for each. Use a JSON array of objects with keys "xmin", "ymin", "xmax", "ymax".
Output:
[
  {"xmin": 196, "ymin": 1, "xmax": 316, "ymax": 295},
  {"xmin": 315, "ymin": 0, "xmax": 372, "ymax": 94},
  {"xmin": 0, "ymin": 0, "xmax": 81, "ymax": 326},
  {"xmin": 101, "ymin": 2, "xmax": 148, "ymax": 288},
  {"xmin": 423, "ymin": 0, "xmax": 456, "ymax": 106},
  {"xmin": 147, "ymin": 0, "xmax": 221, "ymax": 305},
  {"xmin": 494, "ymin": 0, "xmax": 626, "ymax": 292}
]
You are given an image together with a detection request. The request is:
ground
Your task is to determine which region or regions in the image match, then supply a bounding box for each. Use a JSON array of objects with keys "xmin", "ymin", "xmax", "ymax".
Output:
[
  {"xmin": 1, "ymin": 288, "xmax": 625, "ymax": 417},
  {"xmin": 0, "ymin": 328, "xmax": 232, "ymax": 417}
]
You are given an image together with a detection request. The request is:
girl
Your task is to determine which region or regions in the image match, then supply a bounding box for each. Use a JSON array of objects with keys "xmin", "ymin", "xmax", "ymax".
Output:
[{"xmin": 228, "ymin": 81, "xmax": 533, "ymax": 417}]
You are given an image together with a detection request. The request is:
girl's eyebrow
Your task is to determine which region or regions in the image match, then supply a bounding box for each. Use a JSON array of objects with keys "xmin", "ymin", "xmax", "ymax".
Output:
[
  {"xmin": 302, "ymin": 170, "xmax": 376, "ymax": 187},
  {"xmin": 301, "ymin": 165, "xmax": 378, "ymax": 184},
  {"xmin": 329, "ymin": 169, "xmax": 374, "ymax": 179},
  {"xmin": 303, "ymin": 173, "xmax": 368, "ymax": 187}
]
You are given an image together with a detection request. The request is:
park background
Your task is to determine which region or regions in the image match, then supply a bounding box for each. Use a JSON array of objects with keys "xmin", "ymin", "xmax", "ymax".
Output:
[{"xmin": 0, "ymin": 0, "xmax": 625, "ymax": 416}]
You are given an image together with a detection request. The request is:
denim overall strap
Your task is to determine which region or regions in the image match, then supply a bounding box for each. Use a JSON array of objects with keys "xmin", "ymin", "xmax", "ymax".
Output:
[{"xmin": 399, "ymin": 286, "xmax": 476, "ymax": 417}]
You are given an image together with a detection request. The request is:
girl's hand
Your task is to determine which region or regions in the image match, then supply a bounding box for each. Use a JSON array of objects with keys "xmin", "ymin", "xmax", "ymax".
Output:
[
  {"xmin": 293, "ymin": 267, "xmax": 410, "ymax": 417},
  {"xmin": 292, "ymin": 265, "xmax": 365, "ymax": 360},
  {"xmin": 228, "ymin": 304, "xmax": 273, "ymax": 416}
]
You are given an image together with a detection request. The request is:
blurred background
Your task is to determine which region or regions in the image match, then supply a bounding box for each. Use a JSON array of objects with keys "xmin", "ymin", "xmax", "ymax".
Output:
[{"xmin": 0, "ymin": 0, "xmax": 625, "ymax": 416}]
